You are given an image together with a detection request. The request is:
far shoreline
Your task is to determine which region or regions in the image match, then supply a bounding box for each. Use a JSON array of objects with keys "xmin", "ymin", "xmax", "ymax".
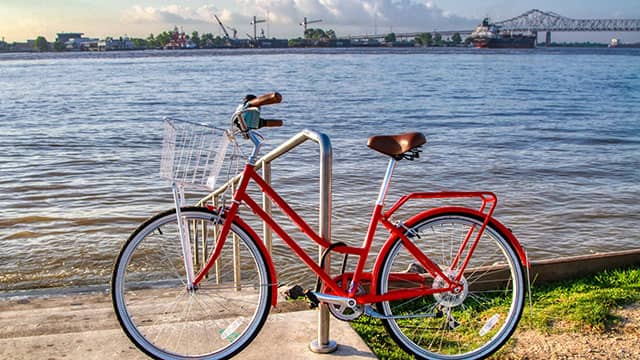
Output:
[{"xmin": 1, "ymin": 46, "xmax": 639, "ymax": 62}]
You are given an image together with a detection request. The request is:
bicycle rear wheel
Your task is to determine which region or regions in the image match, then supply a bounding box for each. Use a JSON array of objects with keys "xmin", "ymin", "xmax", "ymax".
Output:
[
  {"xmin": 376, "ymin": 211, "xmax": 525, "ymax": 360},
  {"xmin": 112, "ymin": 207, "xmax": 272, "ymax": 360}
]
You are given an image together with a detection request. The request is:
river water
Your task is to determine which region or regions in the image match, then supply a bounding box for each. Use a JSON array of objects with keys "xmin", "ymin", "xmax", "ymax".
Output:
[{"xmin": 1, "ymin": 47, "xmax": 639, "ymax": 292}]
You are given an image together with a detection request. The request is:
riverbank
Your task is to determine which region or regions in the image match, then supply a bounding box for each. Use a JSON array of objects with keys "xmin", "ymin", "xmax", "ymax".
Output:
[
  {"xmin": 352, "ymin": 265, "xmax": 640, "ymax": 359},
  {"xmin": 506, "ymin": 303, "xmax": 639, "ymax": 359},
  {"xmin": 1, "ymin": 252, "xmax": 638, "ymax": 359}
]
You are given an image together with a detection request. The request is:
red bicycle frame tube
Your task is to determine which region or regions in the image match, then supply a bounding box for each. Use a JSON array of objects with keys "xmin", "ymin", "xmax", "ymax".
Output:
[
  {"xmin": 385, "ymin": 192, "xmax": 498, "ymax": 284},
  {"xmin": 193, "ymin": 163, "xmax": 526, "ymax": 305}
]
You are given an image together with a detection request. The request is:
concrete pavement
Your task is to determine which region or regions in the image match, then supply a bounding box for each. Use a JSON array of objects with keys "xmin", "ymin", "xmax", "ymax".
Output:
[{"xmin": 0, "ymin": 291, "xmax": 376, "ymax": 360}]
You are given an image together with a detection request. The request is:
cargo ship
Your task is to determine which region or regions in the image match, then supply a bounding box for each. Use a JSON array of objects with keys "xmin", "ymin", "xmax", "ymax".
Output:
[{"xmin": 470, "ymin": 18, "xmax": 536, "ymax": 48}]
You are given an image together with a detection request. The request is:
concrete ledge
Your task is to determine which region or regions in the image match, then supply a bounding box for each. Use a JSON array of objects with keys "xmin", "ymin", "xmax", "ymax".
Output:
[{"xmin": 529, "ymin": 248, "xmax": 640, "ymax": 284}]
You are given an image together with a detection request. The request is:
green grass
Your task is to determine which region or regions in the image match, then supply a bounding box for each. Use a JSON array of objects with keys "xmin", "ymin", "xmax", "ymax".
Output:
[
  {"xmin": 525, "ymin": 267, "xmax": 640, "ymax": 332},
  {"xmin": 350, "ymin": 267, "xmax": 640, "ymax": 360}
]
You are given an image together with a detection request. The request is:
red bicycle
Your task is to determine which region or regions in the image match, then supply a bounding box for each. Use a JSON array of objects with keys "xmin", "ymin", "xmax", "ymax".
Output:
[{"xmin": 112, "ymin": 92, "xmax": 528, "ymax": 360}]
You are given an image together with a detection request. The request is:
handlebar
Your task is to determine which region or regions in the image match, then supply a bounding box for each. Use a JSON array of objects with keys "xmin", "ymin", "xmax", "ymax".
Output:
[
  {"xmin": 233, "ymin": 92, "xmax": 284, "ymax": 133},
  {"xmin": 247, "ymin": 92, "xmax": 282, "ymax": 107},
  {"xmin": 260, "ymin": 119, "xmax": 283, "ymax": 127},
  {"xmin": 232, "ymin": 92, "xmax": 283, "ymax": 164}
]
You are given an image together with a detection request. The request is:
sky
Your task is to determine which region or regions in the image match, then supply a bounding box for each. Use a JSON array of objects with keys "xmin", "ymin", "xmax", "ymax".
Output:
[{"xmin": 1, "ymin": 0, "xmax": 639, "ymax": 43}]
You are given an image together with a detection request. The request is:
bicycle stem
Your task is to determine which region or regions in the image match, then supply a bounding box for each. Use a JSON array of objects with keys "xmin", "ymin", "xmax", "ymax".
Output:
[{"xmin": 246, "ymin": 130, "xmax": 263, "ymax": 166}]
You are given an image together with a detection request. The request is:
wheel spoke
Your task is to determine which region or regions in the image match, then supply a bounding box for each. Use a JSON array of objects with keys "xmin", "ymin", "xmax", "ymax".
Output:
[
  {"xmin": 377, "ymin": 213, "xmax": 525, "ymax": 359},
  {"xmin": 112, "ymin": 208, "xmax": 272, "ymax": 358},
  {"xmin": 156, "ymin": 234, "xmax": 188, "ymax": 287}
]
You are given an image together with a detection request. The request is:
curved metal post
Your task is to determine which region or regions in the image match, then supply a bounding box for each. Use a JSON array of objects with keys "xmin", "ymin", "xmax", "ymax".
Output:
[
  {"xmin": 196, "ymin": 129, "xmax": 337, "ymax": 353},
  {"xmin": 305, "ymin": 131, "xmax": 337, "ymax": 353}
]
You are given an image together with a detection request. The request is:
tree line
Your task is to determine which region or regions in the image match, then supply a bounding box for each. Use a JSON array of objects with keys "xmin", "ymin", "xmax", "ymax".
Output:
[
  {"xmin": 0, "ymin": 36, "xmax": 58, "ymax": 52},
  {"xmin": 0, "ymin": 30, "xmax": 237, "ymax": 52},
  {"xmin": 145, "ymin": 30, "xmax": 232, "ymax": 49},
  {"xmin": 2, "ymin": 29, "xmax": 470, "ymax": 52}
]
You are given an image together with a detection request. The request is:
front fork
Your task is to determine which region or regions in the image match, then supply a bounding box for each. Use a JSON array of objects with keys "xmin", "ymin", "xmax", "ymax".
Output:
[{"xmin": 172, "ymin": 182, "xmax": 197, "ymax": 291}]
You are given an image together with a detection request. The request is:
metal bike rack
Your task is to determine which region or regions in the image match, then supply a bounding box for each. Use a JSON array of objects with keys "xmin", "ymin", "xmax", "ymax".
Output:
[{"xmin": 197, "ymin": 129, "xmax": 338, "ymax": 354}]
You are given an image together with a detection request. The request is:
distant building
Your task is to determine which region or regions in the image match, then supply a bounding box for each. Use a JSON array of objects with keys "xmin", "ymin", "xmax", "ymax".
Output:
[
  {"xmin": 65, "ymin": 37, "xmax": 98, "ymax": 51},
  {"xmin": 56, "ymin": 32, "xmax": 84, "ymax": 43},
  {"xmin": 12, "ymin": 41, "xmax": 35, "ymax": 52},
  {"xmin": 329, "ymin": 39, "xmax": 352, "ymax": 47},
  {"xmin": 350, "ymin": 38, "xmax": 382, "ymax": 47},
  {"xmin": 55, "ymin": 32, "xmax": 99, "ymax": 51},
  {"xmin": 254, "ymin": 38, "xmax": 289, "ymax": 48},
  {"xmin": 609, "ymin": 38, "xmax": 619, "ymax": 48},
  {"xmin": 98, "ymin": 37, "xmax": 134, "ymax": 51}
]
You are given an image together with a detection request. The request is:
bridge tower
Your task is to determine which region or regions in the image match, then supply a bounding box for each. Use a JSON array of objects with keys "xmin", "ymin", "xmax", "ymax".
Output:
[{"xmin": 545, "ymin": 31, "xmax": 551, "ymax": 47}]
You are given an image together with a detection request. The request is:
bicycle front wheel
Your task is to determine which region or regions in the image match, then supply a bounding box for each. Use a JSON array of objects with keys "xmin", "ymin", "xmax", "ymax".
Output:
[
  {"xmin": 112, "ymin": 207, "xmax": 272, "ymax": 360},
  {"xmin": 376, "ymin": 212, "xmax": 525, "ymax": 360}
]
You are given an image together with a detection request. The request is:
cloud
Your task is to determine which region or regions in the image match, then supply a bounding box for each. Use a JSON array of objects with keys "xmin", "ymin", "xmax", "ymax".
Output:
[
  {"xmin": 236, "ymin": 0, "xmax": 476, "ymax": 30},
  {"xmin": 121, "ymin": 5, "xmax": 220, "ymax": 25},
  {"xmin": 121, "ymin": 1, "xmax": 477, "ymax": 36}
]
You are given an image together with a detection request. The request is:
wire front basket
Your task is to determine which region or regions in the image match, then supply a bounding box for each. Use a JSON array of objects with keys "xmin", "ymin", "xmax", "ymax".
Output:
[{"xmin": 160, "ymin": 118, "xmax": 230, "ymax": 191}]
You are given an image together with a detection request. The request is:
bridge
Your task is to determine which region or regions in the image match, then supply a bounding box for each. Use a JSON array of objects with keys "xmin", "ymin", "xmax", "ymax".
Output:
[
  {"xmin": 497, "ymin": 9, "xmax": 640, "ymax": 45},
  {"xmin": 346, "ymin": 9, "xmax": 640, "ymax": 45}
]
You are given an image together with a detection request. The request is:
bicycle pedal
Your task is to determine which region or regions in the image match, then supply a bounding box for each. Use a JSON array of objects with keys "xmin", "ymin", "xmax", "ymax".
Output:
[
  {"xmin": 404, "ymin": 263, "xmax": 427, "ymax": 274},
  {"xmin": 304, "ymin": 290, "xmax": 319, "ymax": 309},
  {"xmin": 283, "ymin": 285, "xmax": 306, "ymax": 300}
]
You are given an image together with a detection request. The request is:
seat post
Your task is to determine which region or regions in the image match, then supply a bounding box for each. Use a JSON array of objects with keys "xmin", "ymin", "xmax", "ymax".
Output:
[{"xmin": 376, "ymin": 158, "xmax": 397, "ymax": 206}]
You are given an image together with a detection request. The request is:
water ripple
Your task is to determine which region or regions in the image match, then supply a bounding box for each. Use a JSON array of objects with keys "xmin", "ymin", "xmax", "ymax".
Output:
[{"xmin": 1, "ymin": 48, "xmax": 639, "ymax": 291}]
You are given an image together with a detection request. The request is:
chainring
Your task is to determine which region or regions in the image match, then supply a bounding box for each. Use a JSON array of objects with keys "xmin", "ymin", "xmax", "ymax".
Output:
[{"xmin": 327, "ymin": 281, "xmax": 365, "ymax": 321}]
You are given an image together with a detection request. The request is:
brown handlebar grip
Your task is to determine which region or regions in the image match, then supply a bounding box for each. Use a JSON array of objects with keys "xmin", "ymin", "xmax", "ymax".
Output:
[
  {"xmin": 260, "ymin": 119, "xmax": 284, "ymax": 127},
  {"xmin": 248, "ymin": 92, "xmax": 282, "ymax": 107}
]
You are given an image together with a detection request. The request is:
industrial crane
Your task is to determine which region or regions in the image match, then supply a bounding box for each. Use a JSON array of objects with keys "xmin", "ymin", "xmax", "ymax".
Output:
[
  {"xmin": 300, "ymin": 17, "xmax": 322, "ymax": 33},
  {"xmin": 251, "ymin": 16, "xmax": 266, "ymax": 41},
  {"xmin": 214, "ymin": 14, "xmax": 231, "ymax": 40},
  {"xmin": 227, "ymin": 26, "xmax": 238, "ymax": 39}
]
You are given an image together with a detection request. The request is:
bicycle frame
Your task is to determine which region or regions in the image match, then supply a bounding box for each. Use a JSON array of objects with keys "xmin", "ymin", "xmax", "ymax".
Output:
[
  {"xmin": 192, "ymin": 156, "xmax": 517, "ymax": 306},
  {"xmin": 114, "ymin": 93, "xmax": 529, "ymax": 360}
]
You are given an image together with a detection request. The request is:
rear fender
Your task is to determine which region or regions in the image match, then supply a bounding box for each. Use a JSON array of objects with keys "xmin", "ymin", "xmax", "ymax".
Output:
[{"xmin": 374, "ymin": 206, "xmax": 528, "ymax": 282}]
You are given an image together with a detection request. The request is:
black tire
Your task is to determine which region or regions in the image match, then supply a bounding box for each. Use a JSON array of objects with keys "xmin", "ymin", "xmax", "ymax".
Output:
[
  {"xmin": 376, "ymin": 212, "xmax": 525, "ymax": 360},
  {"xmin": 112, "ymin": 207, "xmax": 272, "ymax": 359}
]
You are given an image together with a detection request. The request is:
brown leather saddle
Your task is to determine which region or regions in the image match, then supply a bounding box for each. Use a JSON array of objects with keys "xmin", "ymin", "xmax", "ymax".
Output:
[{"xmin": 367, "ymin": 132, "xmax": 426, "ymax": 160}]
